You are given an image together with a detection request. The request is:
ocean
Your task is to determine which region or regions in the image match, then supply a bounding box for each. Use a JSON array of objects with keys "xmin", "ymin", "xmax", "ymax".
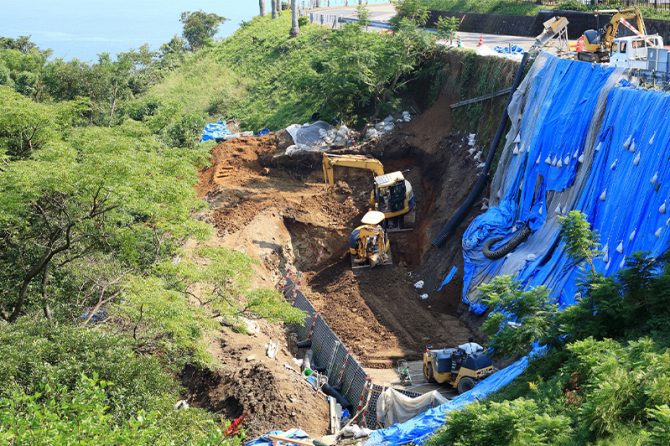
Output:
[{"xmin": 1, "ymin": 0, "xmax": 390, "ymax": 61}]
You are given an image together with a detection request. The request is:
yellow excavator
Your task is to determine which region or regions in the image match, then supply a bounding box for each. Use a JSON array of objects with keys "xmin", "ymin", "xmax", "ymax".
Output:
[
  {"xmin": 578, "ymin": 7, "xmax": 647, "ymax": 63},
  {"xmin": 349, "ymin": 211, "xmax": 392, "ymax": 270},
  {"xmin": 322, "ymin": 153, "xmax": 416, "ymax": 232}
]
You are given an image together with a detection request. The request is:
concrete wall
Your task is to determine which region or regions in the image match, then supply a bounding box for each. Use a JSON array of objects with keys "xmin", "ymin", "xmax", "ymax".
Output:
[{"xmin": 428, "ymin": 10, "xmax": 670, "ymax": 42}]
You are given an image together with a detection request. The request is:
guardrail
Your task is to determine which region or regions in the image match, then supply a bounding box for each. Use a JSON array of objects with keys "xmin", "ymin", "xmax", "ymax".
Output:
[{"xmin": 306, "ymin": 12, "xmax": 393, "ymax": 29}]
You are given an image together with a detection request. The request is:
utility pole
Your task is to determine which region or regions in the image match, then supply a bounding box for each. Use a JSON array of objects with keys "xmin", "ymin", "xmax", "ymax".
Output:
[{"xmin": 259, "ymin": 0, "xmax": 266, "ymax": 16}]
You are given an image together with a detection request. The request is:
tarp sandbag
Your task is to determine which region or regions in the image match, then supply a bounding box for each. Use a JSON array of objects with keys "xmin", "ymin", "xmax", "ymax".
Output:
[{"xmin": 375, "ymin": 388, "xmax": 447, "ymax": 427}]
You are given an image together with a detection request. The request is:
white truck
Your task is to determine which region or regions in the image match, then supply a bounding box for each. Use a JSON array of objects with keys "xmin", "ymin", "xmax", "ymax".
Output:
[{"xmin": 609, "ymin": 35, "xmax": 665, "ymax": 69}]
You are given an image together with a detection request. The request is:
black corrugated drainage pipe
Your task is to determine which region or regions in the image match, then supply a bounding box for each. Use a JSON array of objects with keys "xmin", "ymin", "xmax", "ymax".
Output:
[{"xmin": 432, "ymin": 52, "xmax": 531, "ymax": 248}]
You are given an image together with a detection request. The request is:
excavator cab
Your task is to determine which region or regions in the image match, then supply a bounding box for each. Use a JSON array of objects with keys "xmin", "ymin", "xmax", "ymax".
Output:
[
  {"xmin": 322, "ymin": 153, "xmax": 416, "ymax": 232},
  {"xmin": 372, "ymin": 172, "xmax": 415, "ymax": 232}
]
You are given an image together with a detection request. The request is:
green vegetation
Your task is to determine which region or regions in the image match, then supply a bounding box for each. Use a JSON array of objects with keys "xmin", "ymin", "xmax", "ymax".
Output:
[
  {"xmin": 144, "ymin": 14, "xmax": 437, "ymax": 131},
  {"xmin": 0, "ymin": 321, "xmax": 238, "ymax": 445},
  {"xmin": 180, "ymin": 11, "xmax": 228, "ymax": 51},
  {"xmin": 420, "ymin": 0, "xmax": 670, "ymax": 20},
  {"xmin": 419, "ymin": 0, "xmax": 546, "ymax": 16},
  {"xmin": 428, "ymin": 211, "xmax": 670, "ymax": 445},
  {"xmin": 0, "ymin": 15, "xmax": 316, "ymax": 441},
  {"xmin": 479, "ymin": 276, "xmax": 558, "ymax": 359},
  {"xmin": 436, "ymin": 16, "xmax": 460, "ymax": 43},
  {"xmin": 391, "ymin": 0, "xmax": 430, "ymax": 28}
]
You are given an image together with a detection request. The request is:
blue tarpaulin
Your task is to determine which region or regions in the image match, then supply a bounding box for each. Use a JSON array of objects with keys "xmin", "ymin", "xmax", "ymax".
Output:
[
  {"xmin": 366, "ymin": 355, "xmax": 532, "ymax": 445},
  {"xmin": 200, "ymin": 120, "xmax": 231, "ymax": 142},
  {"xmin": 246, "ymin": 429, "xmax": 309, "ymax": 446},
  {"xmin": 368, "ymin": 53, "xmax": 670, "ymax": 445},
  {"xmin": 494, "ymin": 44, "xmax": 524, "ymax": 55},
  {"xmin": 436, "ymin": 266, "xmax": 458, "ymax": 291}
]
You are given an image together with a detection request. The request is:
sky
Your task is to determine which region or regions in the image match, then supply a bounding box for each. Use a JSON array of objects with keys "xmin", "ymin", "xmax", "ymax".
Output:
[{"xmin": 1, "ymin": 0, "xmax": 389, "ymax": 62}]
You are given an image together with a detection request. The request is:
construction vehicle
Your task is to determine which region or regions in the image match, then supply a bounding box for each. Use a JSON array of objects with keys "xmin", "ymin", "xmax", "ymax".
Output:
[
  {"xmin": 349, "ymin": 211, "xmax": 392, "ymax": 270},
  {"xmin": 423, "ymin": 346, "xmax": 494, "ymax": 394},
  {"xmin": 577, "ymin": 7, "xmax": 656, "ymax": 63},
  {"xmin": 322, "ymin": 153, "xmax": 416, "ymax": 232},
  {"xmin": 534, "ymin": 16, "xmax": 570, "ymax": 54},
  {"xmin": 610, "ymin": 34, "xmax": 664, "ymax": 69}
]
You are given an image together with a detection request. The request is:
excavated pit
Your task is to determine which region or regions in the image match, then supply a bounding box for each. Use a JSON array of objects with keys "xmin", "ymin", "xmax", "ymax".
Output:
[{"xmin": 191, "ymin": 110, "xmax": 491, "ymax": 434}]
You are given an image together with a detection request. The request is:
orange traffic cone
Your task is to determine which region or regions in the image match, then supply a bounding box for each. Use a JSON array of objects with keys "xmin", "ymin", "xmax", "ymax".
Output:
[
  {"xmin": 477, "ymin": 34, "xmax": 484, "ymax": 47},
  {"xmin": 576, "ymin": 35, "xmax": 584, "ymax": 52}
]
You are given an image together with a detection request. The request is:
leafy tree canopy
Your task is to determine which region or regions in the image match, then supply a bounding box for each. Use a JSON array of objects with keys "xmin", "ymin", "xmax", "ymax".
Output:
[{"xmin": 180, "ymin": 11, "xmax": 227, "ymax": 51}]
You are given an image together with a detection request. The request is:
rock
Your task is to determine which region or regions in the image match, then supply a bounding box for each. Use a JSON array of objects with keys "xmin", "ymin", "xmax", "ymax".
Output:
[
  {"xmin": 246, "ymin": 354, "xmax": 257, "ymax": 362},
  {"xmin": 275, "ymin": 129, "xmax": 295, "ymax": 151},
  {"xmin": 174, "ymin": 400, "xmax": 190, "ymax": 410}
]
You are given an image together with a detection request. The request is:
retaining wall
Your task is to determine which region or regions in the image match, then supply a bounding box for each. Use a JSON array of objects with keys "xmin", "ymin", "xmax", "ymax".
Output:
[
  {"xmin": 428, "ymin": 10, "xmax": 670, "ymax": 41},
  {"xmin": 283, "ymin": 275, "xmax": 421, "ymax": 429}
]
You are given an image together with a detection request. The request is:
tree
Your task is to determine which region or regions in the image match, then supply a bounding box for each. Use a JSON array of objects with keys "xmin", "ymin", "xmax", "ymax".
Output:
[
  {"xmin": 259, "ymin": 0, "xmax": 266, "ymax": 16},
  {"xmin": 0, "ymin": 87, "xmax": 54, "ymax": 159},
  {"xmin": 357, "ymin": 5, "xmax": 370, "ymax": 29},
  {"xmin": 559, "ymin": 210, "xmax": 600, "ymax": 275},
  {"xmin": 436, "ymin": 16, "xmax": 460, "ymax": 44},
  {"xmin": 390, "ymin": 0, "xmax": 429, "ymax": 30},
  {"xmin": 0, "ymin": 123, "xmax": 207, "ymax": 322},
  {"xmin": 479, "ymin": 276, "xmax": 558, "ymax": 358},
  {"xmin": 271, "ymin": 0, "xmax": 278, "ymax": 19},
  {"xmin": 179, "ymin": 11, "xmax": 227, "ymax": 51},
  {"xmin": 290, "ymin": 0, "xmax": 300, "ymax": 37},
  {"xmin": 0, "ymin": 36, "xmax": 37, "ymax": 53}
]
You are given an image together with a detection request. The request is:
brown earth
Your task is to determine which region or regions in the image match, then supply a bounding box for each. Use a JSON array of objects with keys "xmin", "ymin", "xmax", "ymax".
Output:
[
  {"xmin": 182, "ymin": 321, "xmax": 330, "ymax": 437},
  {"xmin": 189, "ymin": 86, "xmax": 493, "ymax": 433}
]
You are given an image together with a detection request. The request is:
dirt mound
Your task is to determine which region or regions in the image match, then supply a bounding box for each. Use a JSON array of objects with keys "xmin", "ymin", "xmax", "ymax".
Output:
[
  {"xmin": 182, "ymin": 322, "xmax": 329, "ymax": 437},
  {"xmin": 304, "ymin": 260, "xmax": 472, "ymax": 368}
]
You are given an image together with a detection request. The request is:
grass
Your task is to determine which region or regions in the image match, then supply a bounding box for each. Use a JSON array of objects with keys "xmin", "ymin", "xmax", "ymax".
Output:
[
  {"xmin": 147, "ymin": 53, "xmax": 247, "ymax": 117},
  {"xmin": 422, "ymin": 0, "xmax": 545, "ymax": 16},
  {"xmin": 421, "ymin": 0, "xmax": 670, "ymax": 20}
]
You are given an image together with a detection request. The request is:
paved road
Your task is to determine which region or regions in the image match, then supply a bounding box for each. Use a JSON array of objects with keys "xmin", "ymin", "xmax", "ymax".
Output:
[
  {"xmin": 312, "ymin": 4, "xmax": 536, "ymax": 51},
  {"xmin": 315, "ymin": 4, "xmax": 397, "ymax": 22}
]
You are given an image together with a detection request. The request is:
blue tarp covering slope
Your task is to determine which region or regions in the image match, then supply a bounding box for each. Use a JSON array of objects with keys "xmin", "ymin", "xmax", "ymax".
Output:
[
  {"xmin": 369, "ymin": 53, "xmax": 670, "ymax": 445},
  {"xmin": 462, "ymin": 54, "xmax": 623, "ymax": 311}
]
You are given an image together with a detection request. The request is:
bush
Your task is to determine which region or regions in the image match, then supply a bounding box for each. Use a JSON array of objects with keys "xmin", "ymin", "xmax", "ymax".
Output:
[
  {"xmin": 0, "ymin": 321, "xmax": 239, "ymax": 445},
  {"xmin": 426, "ymin": 399, "xmax": 572, "ymax": 446},
  {"xmin": 436, "ymin": 16, "xmax": 460, "ymax": 43},
  {"xmin": 478, "ymin": 275, "xmax": 558, "ymax": 358},
  {"xmin": 391, "ymin": 0, "xmax": 430, "ymax": 29},
  {"xmin": 164, "ymin": 111, "xmax": 204, "ymax": 147}
]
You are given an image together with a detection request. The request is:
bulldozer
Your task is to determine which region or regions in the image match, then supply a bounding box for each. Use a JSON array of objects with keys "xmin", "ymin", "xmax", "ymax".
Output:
[
  {"xmin": 349, "ymin": 211, "xmax": 392, "ymax": 270},
  {"xmin": 322, "ymin": 153, "xmax": 416, "ymax": 232},
  {"xmin": 577, "ymin": 7, "xmax": 650, "ymax": 63},
  {"xmin": 423, "ymin": 346, "xmax": 494, "ymax": 394}
]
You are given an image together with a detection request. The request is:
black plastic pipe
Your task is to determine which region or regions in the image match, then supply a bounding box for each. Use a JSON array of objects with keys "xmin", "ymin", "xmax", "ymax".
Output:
[{"xmin": 432, "ymin": 52, "xmax": 531, "ymax": 247}]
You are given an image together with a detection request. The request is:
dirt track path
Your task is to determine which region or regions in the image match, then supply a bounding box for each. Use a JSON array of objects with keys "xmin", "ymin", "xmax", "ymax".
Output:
[{"xmin": 304, "ymin": 261, "xmax": 472, "ymax": 367}]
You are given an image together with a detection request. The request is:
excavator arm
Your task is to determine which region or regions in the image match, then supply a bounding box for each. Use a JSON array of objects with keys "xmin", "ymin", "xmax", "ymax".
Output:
[
  {"xmin": 595, "ymin": 7, "xmax": 647, "ymax": 51},
  {"xmin": 322, "ymin": 153, "xmax": 385, "ymax": 186}
]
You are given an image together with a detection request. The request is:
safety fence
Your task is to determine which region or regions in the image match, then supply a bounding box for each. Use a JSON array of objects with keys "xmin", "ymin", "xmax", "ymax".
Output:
[
  {"xmin": 306, "ymin": 12, "xmax": 394, "ymax": 29},
  {"xmin": 283, "ymin": 273, "xmax": 421, "ymax": 429}
]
